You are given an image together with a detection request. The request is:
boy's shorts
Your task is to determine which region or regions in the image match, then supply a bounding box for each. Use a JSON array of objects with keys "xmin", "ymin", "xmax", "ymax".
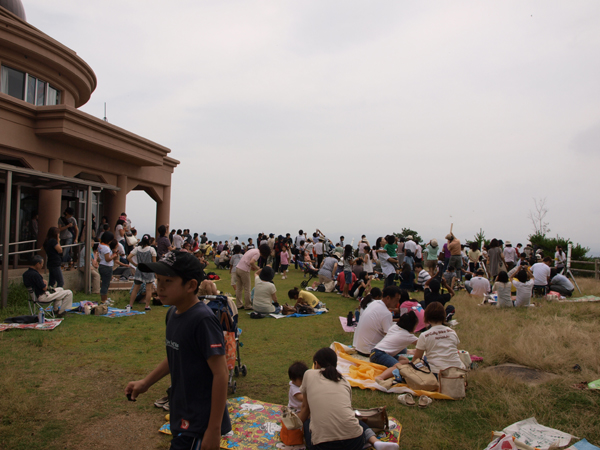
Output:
[{"xmin": 170, "ymin": 432, "xmax": 202, "ymax": 450}]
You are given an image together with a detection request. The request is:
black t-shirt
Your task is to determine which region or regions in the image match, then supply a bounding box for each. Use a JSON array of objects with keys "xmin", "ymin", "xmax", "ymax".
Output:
[
  {"xmin": 22, "ymin": 268, "xmax": 46, "ymax": 297},
  {"xmin": 165, "ymin": 302, "xmax": 231, "ymax": 437},
  {"xmin": 422, "ymin": 289, "xmax": 452, "ymax": 308},
  {"xmin": 44, "ymin": 239, "xmax": 62, "ymax": 268}
]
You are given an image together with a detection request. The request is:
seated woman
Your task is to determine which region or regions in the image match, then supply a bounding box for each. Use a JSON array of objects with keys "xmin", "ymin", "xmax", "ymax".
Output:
[
  {"xmin": 298, "ymin": 347, "xmax": 398, "ymax": 450},
  {"xmin": 370, "ymin": 311, "xmax": 418, "ymax": 367},
  {"xmin": 350, "ymin": 271, "xmax": 372, "ymax": 299},
  {"xmin": 252, "ymin": 266, "xmax": 280, "ymax": 314},
  {"xmin": 492, "ymin": 270, "xmax": 512, "ymax": 308},
  {"xmin": 398, "ymin": 263, "xmax": 415, "ymax": 291},
  {"xmin": 376, "ymin": 302, "xmax": 464, "ymax": 382},
  {"xmin": 508, "ymin": 265, "xmax": 534, "ymax": 307}
]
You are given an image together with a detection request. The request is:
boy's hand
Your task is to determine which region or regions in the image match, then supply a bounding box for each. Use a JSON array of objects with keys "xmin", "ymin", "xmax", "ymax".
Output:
[
  {"xmin": 201, "ymin": 426, "xmax": 221, "ymax": 450},
  {"xmin": 124, "ymin": 380, "xmax": 149, "ymax": 400}
]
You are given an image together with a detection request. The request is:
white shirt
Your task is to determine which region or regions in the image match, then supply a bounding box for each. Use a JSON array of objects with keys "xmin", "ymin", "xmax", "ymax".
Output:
[
  {"xmin": 173, "ymin": 235, "xmax": 184, "ymax": 249},
  {"xmin": 504, "ymin": 247, "xmax": 517, "ymax": 263},
  {"xmin": 470, "ymin": 276, "xmax": 491, "ymax": 296},
  {"xmin": 373, "ymin": 324, "xmax": 418, "ymax": 355},
  {"xmin": 415, "ymin": 244, "xmax": 422, "ymax": 259},
  {"xmin": 352, "ymin": 300, "xmax": 393, "ymax": 354},
  {"xmin": 416, "ymin": 325, "xmax": 464, "ymax": 374},
  {"xmin": 404, "ymin": 240, "xmax": 417, "ymax": 254},
  {"xmin": 288, "ymin": 382, "xmax": 302, "ymax": 411},
  {"xmin": 531, "ymin": 262, "xmax": 551, "ymax": 285},
  {"xmin": 130, "ymin": 245, "xmax": 156, "ymax": 266},
  {"xmin": 378, "ymin": 253, "xmax": 395, "ymax": 277}
]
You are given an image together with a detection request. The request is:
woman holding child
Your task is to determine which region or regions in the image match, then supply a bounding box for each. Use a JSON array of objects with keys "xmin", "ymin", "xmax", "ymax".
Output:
[{"xmin": 298, "ymin": 347, "xmax": 398, "ymax": 450}]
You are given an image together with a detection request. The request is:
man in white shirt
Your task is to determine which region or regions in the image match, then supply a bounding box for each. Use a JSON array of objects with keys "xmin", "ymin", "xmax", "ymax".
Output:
[
  {"xmin": 531, "ymin": 257, "xmax": 552, "ymax": 290},
  {"xmin": 172, "ymin": 230, "xmax": 184, "ymax": 249},
  {"xmin": 469, "ymin": 269, "xmax": 491, "ymax": 297},
  {"xmin": 352, "ymin": 285, "xmax": 399, "ymax": 356},
  {"xmin": 403, "ymin": 236, "xmax": 417, "ymax": 270},
  {"xmin": 503, "ymin": 241, "xmax": 517, "ymax": 271},
  {"xmin": 549, "ymin": 269, "xmax": 574, "ymax": 297},
  {"xmin": 294, "ymin": 230, "xmax": 304, "ymax": 269}
]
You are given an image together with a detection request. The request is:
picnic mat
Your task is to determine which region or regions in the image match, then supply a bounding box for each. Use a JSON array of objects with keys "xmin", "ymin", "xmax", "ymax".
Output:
[
  {"xmin": 331, "ymin": 342, "xmax": 453, "ymax": 400},
  {"xmin": 0, "ymin": 318, "xmax": 62, "ymax": 332},
  {"xmin": 159, "ymin": 396, "xmax": 402, "ymax": 449},
  {"xmin": 556, "ymin": 295, "xmax": 600, "ymax": 303},
  {"xmin": 339, "ymin": 316, "xmax": 357, "ymax": 332},
  {"xmin": 68, "ymin": 302, "xmax": 146, "ymax": 318},
  {"xmin": 269, "ymin": 308, "xmax": 328, "ymax": 319}
]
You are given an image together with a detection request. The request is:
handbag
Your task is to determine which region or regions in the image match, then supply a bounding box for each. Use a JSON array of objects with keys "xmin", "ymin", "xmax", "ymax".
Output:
[
  {"xmin": 223, "ymin": 331, "xmax": 236, "ymax": 371},
  {"xmin": 354, "ymin": 407, "xmax": 389, "ymax": 433},
  {"xmin": 126, "ymin": 234, "xmax": 138, "ymax": 247},
  {"xmin": 398, "ymin": 358, "xmax": 439, "ymax": 392},
  {"xmin": 281, "ymin": 406, "xmax": 303, "ymax": 430},
  {"xmin": 92, "ymin": 304, "xmax": 108, "ymax": 315},
  {"xmin": 282, "ymin": 304, "xmax": 297, "ymax": 315},
  {"xmin": 280, "ymin": 421, "xmax": 304, "ymax": 445},
  {"xmin": 438, "ymin": 367, "xmax": 468, "ymax": 399}
]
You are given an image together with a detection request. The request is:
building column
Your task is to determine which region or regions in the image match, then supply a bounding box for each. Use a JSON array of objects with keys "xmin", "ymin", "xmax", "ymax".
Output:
[
  {"xmin": 106, "ymin": 174, "xmax": 128, "ymax": 225},
  {"xmin": 156, "ymin": 185, "xmax": 171, "ymax": 235},
  {"xmin": 37, "ymin": 159, "xmax": 63, "ymax": 251}
]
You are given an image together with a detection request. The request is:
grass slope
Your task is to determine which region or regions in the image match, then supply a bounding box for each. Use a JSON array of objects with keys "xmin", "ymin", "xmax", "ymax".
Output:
[{"xmin": 1, "ymin": 269, "xmax": 599, "ymax": 449}]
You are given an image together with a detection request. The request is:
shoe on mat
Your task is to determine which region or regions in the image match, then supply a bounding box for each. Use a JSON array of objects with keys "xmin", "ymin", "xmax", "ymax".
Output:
[
  {"xmin": 418, "ymin": 396, "xmax": 432, "ymax": 408},
  {"xmin": 397, "ymin": 393, "xmax": 415, "ymax": 406},
  {"xmin": 154, "ymin": 396, "xmax": 168, "ymax": 408}
]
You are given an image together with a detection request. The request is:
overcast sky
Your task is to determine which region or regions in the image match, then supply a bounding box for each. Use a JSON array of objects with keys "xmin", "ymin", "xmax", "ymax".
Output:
[{"xmin": 24, "ymin": 1, "xmax": 600, "ymax": 254}]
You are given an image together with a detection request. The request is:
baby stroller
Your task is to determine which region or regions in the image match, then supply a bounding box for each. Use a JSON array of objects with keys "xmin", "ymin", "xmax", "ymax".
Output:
[
  {"xmin": 201, "ymin": 295, "xmax": 247, "ymax": 394},
  {"xmin": 300, "ymin": 265, "xmax": 319, "ymax": 288}
]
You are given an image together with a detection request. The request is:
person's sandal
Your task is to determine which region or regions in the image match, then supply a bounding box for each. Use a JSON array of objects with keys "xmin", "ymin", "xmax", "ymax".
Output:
[
  {"xmin": 418, "ymin": 396, "xmax": 432, "ymax": 408},
  {"xmin": 145, "ymin": 307, "xmax": 151, "ymax": 311},
  {"xmin": 154, "ymin": 396, "xmax": 168, "ymax": 408},
  {"xmin": 397, "ymin": 393, "xmax": 416, "ymax": 406}
]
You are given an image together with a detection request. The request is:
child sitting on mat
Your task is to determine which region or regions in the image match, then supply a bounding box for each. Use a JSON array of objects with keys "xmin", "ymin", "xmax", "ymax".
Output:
[{"xmin": 288, "ymin": 361, "xmax": 308, "ymax": 411}]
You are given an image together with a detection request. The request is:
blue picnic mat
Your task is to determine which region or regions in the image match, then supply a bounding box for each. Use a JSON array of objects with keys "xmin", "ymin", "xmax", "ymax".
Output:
[{"xmin": 66, "ymin": 302, "xmax": 146, "ymax": 318}]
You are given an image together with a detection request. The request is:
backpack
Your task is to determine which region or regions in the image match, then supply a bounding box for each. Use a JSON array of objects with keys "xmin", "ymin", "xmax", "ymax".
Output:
[
  {"xmin": 316, "ymin": 284, "xmax": 326, "ymax": 292},
  {"xmin": 297, "ymin": 305, "xmax": 314, "ymax": 315}
]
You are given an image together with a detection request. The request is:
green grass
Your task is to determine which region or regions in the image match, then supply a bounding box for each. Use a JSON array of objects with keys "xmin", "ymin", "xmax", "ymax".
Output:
[{"xmin": 1, "ymin": 267, "xmax": 599, "ymax": 449}]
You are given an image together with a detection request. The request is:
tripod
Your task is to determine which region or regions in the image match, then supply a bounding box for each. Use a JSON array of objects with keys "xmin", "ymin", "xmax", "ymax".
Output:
[{"xmin": 564, "ymin": 243, "xmax": 582, "ymax": 295}]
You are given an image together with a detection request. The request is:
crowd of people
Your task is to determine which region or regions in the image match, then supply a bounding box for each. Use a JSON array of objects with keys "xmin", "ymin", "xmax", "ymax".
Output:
[{"xmin": 24, "ymin": 213, "xmax": 579, "ymax": 449}]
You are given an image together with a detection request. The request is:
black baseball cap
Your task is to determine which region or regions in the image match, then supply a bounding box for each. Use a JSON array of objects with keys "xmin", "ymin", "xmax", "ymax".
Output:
[{"xmin": 138, "ymin": 251, "xmax": 205, "ymax": 282}]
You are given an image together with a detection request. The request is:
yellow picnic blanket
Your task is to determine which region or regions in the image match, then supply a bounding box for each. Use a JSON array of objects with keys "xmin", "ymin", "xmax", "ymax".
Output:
[{"xmin": 331, "ymin": 342, "xmax": 454, "ymax": 400}]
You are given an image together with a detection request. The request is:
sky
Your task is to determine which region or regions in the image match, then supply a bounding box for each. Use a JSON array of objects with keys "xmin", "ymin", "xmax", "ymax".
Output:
[{"xmin": 22, "ymin": 1, "xmax": 600, "ymax": 255}]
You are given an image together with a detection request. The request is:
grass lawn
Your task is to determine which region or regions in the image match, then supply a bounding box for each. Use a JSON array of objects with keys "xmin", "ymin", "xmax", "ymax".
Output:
[{"xmin": 1, "ymin": 267, "xmax": 600, "ymax": 449}]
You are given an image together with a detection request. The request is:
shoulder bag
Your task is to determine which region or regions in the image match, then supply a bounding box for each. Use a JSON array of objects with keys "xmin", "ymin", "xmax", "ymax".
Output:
[
  {"xmin": 438, "ymin": 367, "xmax": 468, "ymax": 399},
  {"xmin": 355, "ymin": 407, "xmax": 389, "ymax": 433},
  {"xmin": 398, "ymin": 358, "xmax": 439, "ymax": 392}
]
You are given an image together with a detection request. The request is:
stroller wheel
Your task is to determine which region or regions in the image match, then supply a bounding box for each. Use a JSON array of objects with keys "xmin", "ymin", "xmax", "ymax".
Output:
[
  {"xmin": 229, "ymin": 380, "xmax": 237, "ymax": 394},
  {"xmin": 300, "ymin": 280, "xmax": 308, "ymax": 288},
  {"xmin": 241, "ymin": 365, "xmax": 248, "ymax": 376},
  {"xmin": 234, "ymin": 365, "xmax": 240, "ymax": 377}
]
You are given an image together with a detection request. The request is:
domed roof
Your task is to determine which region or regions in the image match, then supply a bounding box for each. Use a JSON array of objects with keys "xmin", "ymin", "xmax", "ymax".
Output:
[{"xmin": 0, "ymin": 0, "xmax": 26, "ymax": 20}]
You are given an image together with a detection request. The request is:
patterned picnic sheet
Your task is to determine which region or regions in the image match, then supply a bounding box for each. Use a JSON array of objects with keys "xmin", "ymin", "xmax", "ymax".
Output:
[
  {"xmin": 159, "ymin": 396, "xmax": 402, "ymax": 449},
  {"xmin": 331, "ymin": 342, "xmax": 454, "ymax": 400},
  {"xmin": 557, "ymin": 295, "xmax": 600, "ymax": 303},
  {"xmin": 0, "ymin": 318, "xmax": 63, "ymax": 332}
]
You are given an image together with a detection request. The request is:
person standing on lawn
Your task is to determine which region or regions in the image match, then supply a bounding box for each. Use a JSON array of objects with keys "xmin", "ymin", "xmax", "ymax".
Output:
[{"xmin": 125, "ymin": 251, "xmax": 231, "ymax": 450}]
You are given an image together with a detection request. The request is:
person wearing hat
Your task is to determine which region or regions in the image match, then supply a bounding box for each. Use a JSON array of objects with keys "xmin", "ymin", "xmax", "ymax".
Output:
[
  {"xmin": 425, "ymin": 239, "xmax": 439, "ymax": 276},
  {"xmin": 125, "ymin": 251, "xmax": 231, "ymax": 449},
  {"xmin": 503, "ymin": 241, "xmax": 517, "ymax": 271},
  {"xmin": 127, "ymin": 234, "xmax": 157, "ymax": 311}
]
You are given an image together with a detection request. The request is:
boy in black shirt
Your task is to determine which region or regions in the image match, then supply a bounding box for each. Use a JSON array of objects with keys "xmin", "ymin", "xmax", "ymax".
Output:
[{"xmin": 125, "ymin": 251, "xmax": 231, "ymax": 450}]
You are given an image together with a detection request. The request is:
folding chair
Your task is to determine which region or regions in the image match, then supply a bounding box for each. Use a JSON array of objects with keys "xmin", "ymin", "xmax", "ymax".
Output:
[{"xmin": 27, "ymin": 287, "xmax": 56, "ymax": 318}]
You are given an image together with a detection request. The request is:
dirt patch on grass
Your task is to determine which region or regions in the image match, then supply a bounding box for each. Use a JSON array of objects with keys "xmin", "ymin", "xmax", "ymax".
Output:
[
  {"xmin": 483, "ymin": 363, "xmax": 559, "ymax": 386},
  {"xmin": 62, "ymin": 411, "xmax": 170, "ymax": 450}
]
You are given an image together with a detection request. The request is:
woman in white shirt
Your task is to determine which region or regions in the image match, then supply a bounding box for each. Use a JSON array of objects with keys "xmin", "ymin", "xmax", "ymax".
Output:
[
  {"xmin": 98, "ymin": 231, "xmax": 119, "ymax": 304},
  {"xmin": 492, "ymin": 271, "xmax": 513, "ymax": 308},
  {"xmin": 370, "ymin": 311, "xmax": 418, "ymax": 367},
  {"xmin": 298, "ymin": 348, "xmax": 398, "ymax": 450},
  {"xmin": 252, "ymin": 267, "xmax": 280, "ymax": 314},
  {"xmin": 509, "ymin": 265, "xmax": 534, "ymax": 307}
]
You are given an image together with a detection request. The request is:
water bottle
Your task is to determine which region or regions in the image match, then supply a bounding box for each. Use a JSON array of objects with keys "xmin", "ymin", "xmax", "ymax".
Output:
[
  {"xmin": 346, "ymin": 311, "xmax": 354, "ymax": 327},
  {"xmin": 354, "ymin": 308, "xmax": 360, "ymax": 324},
  {"xmin": 38, "ymin": 307, "xmax": 45, "ymax": 324},
  {"xmin": 126, "ymin": 305, "xmax": 131, "ymax": 313}
]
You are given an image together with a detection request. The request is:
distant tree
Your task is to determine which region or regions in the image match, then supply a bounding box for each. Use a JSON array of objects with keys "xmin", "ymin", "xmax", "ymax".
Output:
[
  {"xmin": 529, "ymin": 198, "xmax": 550, "ymax": 236},
  {"xmin": 528, "ymin": 232, "xmax": 589, "ymax": 261},
  {"xmin": 394, "ymin": 228, "xmax": 423, "ymax": 246}
]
